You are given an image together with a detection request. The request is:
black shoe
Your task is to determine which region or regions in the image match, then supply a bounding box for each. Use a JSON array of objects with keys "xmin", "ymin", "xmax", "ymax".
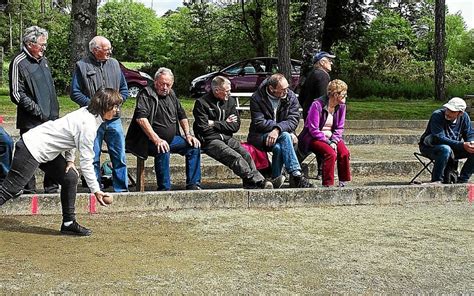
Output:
[
  {"xmin": 289, "ymin": 175, "xmax": 313, "ymax": 188},
  {"xmin": 258, "ymin": 180, "xmax": 273, "ymax": 189},
  {"xmin": 186, "ymin": 184, "xmax": 202, "ymax": 190},
  {"xmin": 60, "ymin": 221, "xmax": 92, "ymax": 236},
  {"xmin": 44, "ymin": 185, "xmax": 60, "ymax": 194}
]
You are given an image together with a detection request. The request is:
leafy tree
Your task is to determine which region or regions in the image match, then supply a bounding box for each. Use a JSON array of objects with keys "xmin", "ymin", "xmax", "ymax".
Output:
[{"xmin": 98, "ymin": 0, "xmax": 162, "ymax": 62}]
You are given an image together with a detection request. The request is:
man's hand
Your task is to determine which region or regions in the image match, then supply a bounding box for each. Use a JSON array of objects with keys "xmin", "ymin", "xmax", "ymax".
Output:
[
  {"xmin": 291, "ymin": 133, "xmax": 298, "ymax": 145},
  {"xmin": 65, "ymin": 161, "xmax": 79, "ymax": 176},
  {"xmin": 265, "ymin": 128, "xmax": 280, "ymax": 147},
  {"xmin": 185, "ymin": 134, "xmax": 201, "ymax": 148},
  {"xmin": 226, "ymin": 114, "xmax": 238, "ymax": 123},
  {"xmin": 463, "ymin": 141, "xmax": 474, "ymax": 153},
  {"xmin": 94, "ymin": 191, "xmax": 109, "ymax": 206},
  {"xmin": 155, "ymin": 138, "xmax": 170, "ymax": 153}
]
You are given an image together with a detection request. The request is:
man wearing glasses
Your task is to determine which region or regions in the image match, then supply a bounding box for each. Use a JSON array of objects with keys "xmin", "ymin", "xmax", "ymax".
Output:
[
  {"xmin": 70, "ymin": 36, "xmax": 129, "ymax": 192},
  {"xmin": 8, "ymin": 26, "xmax": 60, "ymax": 194},
  {"xmin": 192, "ymin": 76, "xmax": 272, "ymax": 189},
  {"xmin": 247, "ymin": 74, "xmax": 312, "ymax": 188}
]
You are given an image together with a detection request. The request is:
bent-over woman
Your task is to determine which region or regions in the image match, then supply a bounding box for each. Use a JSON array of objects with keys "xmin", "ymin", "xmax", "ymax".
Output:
[
  {"xmin": 298, "ymin": 79, "xmax": 351, "ymax": 187},
  {"xmin": 0, "ymin": 88, "xmax": 123, "ymax": 236}
]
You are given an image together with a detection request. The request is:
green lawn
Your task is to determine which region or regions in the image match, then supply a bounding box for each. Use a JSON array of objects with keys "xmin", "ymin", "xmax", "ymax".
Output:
[{"xmin": 0, "ymin": 87, "xmax": 442, "ymax": 120}]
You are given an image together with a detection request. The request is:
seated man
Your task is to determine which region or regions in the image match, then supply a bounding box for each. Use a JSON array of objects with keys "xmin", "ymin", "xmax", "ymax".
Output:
[
  {"xmin": 247, "ymin": 73, "xmax": 312, "ymax": 188},
  {"xmin": 126, "ymin": 67, "xmax": 201, "ymax": 191},
  {"xmin": 193, "ymin": 76, "xmax": 272, "ymax": 189},
  {"xmin": 419, "ymin": 97, "xmax": 474, "ymax": 184},
  {"xmin": 0, "ymin": 122, "xmax": 13, "ymax": 184}
]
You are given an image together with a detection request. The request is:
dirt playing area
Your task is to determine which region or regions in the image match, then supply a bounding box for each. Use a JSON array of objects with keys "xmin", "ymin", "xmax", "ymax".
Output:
[{"xmin": 1, "ymin": 202, "xmax": 473, "ymax": 294}]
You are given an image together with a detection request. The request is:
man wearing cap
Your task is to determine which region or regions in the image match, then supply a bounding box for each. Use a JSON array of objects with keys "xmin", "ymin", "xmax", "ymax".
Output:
[
  {"xmin": 299, "ymin": 51, "xmax": 336, "ymax": 120},
  {"xmin": 419, "ymin": 97, "xmax": 474, "ymax": 184}
]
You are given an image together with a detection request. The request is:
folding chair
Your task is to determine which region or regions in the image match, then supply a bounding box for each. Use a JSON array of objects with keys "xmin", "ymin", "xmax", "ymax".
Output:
[{"xmin": 409, "ymin": 152, "xmax": 433, "ymax": 184}]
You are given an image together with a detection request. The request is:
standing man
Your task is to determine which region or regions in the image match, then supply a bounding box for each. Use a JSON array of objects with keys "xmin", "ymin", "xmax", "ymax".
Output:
[
  {"xmin": 71, "ymin": 36, "xmax": 129, "ymax": 192},
  {"xmin": 193, "ymin": 76, "xmax": 273, "ymax": 189},
  {"xmin": 9, "ymin": 26, "xmax": 60, "ymax": 194},
  {"xmin": 419, "ymin": 97, "xmax": 474, "ymax": 184},
  {"xmin": 248, "ymin": 74, "xmax": 312, "ymax": 188},
  {"xmin": 126, "ymin": 68, "xmax": 201, "ymax": 191},
  {"xmin": 299, "ymin": 51, "xmax": 335, "ymax": 120}
]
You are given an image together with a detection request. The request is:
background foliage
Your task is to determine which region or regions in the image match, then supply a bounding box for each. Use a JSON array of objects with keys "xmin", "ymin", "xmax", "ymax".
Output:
[{"xmin": 0, "ymin": 0, "xmax": 472, "ymax": 98}]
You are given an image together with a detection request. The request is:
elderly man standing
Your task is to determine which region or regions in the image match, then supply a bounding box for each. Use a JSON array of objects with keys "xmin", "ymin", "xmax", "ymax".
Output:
[
  {"xmin": 299, "ymin": 51, "xmax": 335, "ymax": 120},
  {"xmin": 9, "ymin": 26, "xmax": 60, "ymax": 194},
  {"xmin": 193, "ymin": 76, "xmax": 273, "ymax": 189},
  {"xmin": 126, "ymin": 68, "xmax": 201, "ymax": 191},
  {"xmin": 419, "ymin": 97, "xmax": 474, "ymax": 184},
  {"xmin": 248, "ymin": 73, "xmax": 312, "ymax": 188},
  {"xmin": 71, "ymin": 36, "xmax": 129, "ymax": 192}
]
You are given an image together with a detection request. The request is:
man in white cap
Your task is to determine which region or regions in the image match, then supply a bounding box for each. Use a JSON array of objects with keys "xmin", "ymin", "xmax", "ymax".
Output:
[{"xmin": 419, "ymin": 97, "xmax": 474, "ymax": 184}]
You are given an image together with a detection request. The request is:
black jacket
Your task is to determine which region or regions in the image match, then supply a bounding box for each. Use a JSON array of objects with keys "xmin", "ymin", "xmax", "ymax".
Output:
[
  {"xmin": 125, "ymin": 86, "xmax": 182, "ymax": 159},
  {"xmin": 247, "ymin": 79, "xmax": 300, "ymax": 150},
  {"xmin": 298, "ymin": 68, "xmax": 330, "ymax": 120},
  {"xmin": 192, "ymin": 92, "xmax": 240, "ymax": 145},
  {"xmin": 9, "ymin": 50, "xmax": 59, "ymax": 130}
]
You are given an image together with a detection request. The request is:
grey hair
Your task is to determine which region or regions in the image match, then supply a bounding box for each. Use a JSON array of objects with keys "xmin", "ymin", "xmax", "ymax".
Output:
[
  {"xmin": 89, "ymin": 36, "xmax": 110, "ymax": 52},
  {"xmin": 315, "ymin": 57, "xmax": 328, "ymax": 69},
  {"xmin": 211, "ymin": 76, "xmax": 230, "ymax": 91},
  {"xmin": 154, "ymin": 67, "xmax": 174, "ymax": 80},
  {"xmin": 267, "ymin": 73, "xmax": 286, "ymax": 88},
  {"xmin": 22, "ymin": 26, "xmax": 48, "ymax": 46}
]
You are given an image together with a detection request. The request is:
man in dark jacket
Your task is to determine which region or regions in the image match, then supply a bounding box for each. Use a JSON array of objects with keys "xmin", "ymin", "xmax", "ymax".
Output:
[
  {"xmin": 419, "ymin": 97, "xmax": 474, "ymax": 184},
  {"xmin": 193, "ymin": 76, "xmax": 272, "ymax": 189},
  {"xmin": 126, "ymin": 67, "xmax": 201, "ymax": 191},
  {"xmin": 9, "ymin": 26, "xmax": 59, "ymax": 193},
  {"xmin": 71, "ymin": 36, "xmax": 129, "ymax": 192},
  {"xmin": 248, "ymin": 74, "xmax": 312, "ymax": 188}
]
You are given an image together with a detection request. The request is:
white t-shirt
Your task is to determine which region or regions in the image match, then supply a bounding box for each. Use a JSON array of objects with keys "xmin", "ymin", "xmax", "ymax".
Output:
[{"xmin": 22, "ymin": 107, "xmax": 103, "ymax": 193}]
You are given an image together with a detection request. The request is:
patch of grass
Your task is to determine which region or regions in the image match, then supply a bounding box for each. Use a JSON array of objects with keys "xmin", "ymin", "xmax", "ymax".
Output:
[{"xmin": 0, "ymin": 87, "xmax": 442, "ymax": 120}]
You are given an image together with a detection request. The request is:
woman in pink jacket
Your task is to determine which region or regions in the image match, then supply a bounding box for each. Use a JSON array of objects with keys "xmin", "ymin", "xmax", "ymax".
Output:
[{"xmin": 298, "ymin": 79, "xmax": 351, "ymax": 187}]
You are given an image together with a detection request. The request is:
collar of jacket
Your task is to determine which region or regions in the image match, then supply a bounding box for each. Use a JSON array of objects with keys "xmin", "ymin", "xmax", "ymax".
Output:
[
  {"xmin": 23, "ymin": 48, "xmax": 43, "ymax": 63},
  {"xmin": 321, "ymin": 95, "xmax": 341, "ymax": 113}
]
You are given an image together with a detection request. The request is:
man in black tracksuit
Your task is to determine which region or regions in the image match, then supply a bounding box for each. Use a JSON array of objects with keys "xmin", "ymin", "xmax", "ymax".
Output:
[
  {"xmin": 193, "ymin": 76, "xmax": 272, "ymax": 189},
  {"xmin": 8, "ymin": 26, "xmax": 59, "ymax": 193}
]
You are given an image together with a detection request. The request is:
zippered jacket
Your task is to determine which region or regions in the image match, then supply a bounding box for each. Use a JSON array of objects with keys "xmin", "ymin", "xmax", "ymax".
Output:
[
  {"xmin": 193, "ymin": 92, "xmax": 240, "ymax": 145},
  {"xmin": 9, "ymin": 49, "xmax": 59, "ymax": 130}
]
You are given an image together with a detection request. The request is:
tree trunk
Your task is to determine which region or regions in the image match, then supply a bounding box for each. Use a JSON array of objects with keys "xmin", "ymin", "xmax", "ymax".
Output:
[
  {"xmin": 299, "ymin": 0, "xmax": 327, "ymax": 87},
  {"xmin": 240, "ymin": 0, "xmax": 265, "ymax": 56},
  {"xmin": 434, "ymin": 0, "xmax": 446, "ymax": 101},
  {"xmin": 277, "ymin": 0, "xmax": 291, "ymax": 81},
  {"xmin": 70, "ymin": 0, "xmax": 97, "ymax": 71}
]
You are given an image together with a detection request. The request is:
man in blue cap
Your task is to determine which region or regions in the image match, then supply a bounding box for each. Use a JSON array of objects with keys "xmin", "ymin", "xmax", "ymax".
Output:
[
  {"xmin": 298, "ymin": 51, "xmax": 335, "ymax": 180},
  {"xmin": 299, "ymin": 51, "xmax": 336, "ymax": 120}
]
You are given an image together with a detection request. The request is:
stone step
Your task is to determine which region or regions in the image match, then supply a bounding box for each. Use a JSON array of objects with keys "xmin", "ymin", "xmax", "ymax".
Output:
[{"xmin": 0, "ymin": 183, "xmax": 468, "ymax": 216}]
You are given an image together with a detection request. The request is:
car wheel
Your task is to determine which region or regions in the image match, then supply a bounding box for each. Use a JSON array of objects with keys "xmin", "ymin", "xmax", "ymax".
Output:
[{"xmin": 128, "ymin": 84, "xmax": 142, "ymax": 98}]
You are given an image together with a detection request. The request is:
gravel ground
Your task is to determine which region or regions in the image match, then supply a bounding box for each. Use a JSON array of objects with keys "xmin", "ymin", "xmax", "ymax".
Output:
[{"xmin": 0, "ymin": 202, "xmax": 473, "ymax": 294}]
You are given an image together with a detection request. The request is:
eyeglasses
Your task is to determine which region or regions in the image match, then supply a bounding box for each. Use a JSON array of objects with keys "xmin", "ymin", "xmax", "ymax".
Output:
[
  {"xmin": 32, "ymin": 42, "xmax": 47, "ymax": 49},
  {"xmin": 97, "ymin": 47, "xmax": 113, "ymax": 53},
  {"xmin": 219, "ymin": 88, "xmax": 231, "ymax": 94}
]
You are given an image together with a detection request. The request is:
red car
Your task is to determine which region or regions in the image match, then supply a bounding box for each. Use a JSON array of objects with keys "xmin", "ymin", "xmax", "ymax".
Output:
[
  {"xmin": 119, "ymin": 63, "xmax": 153, "ymax": 98},
  {"xmin": 189, "ymin": 57, "xmax": 302, "ymax": 98}
]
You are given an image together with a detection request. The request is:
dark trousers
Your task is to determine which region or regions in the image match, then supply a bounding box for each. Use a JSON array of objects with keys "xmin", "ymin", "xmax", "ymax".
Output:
[
  {"xmin": 0, "ymin": 139, "xmax": 78, "ymax": 222},
  {"xmin": 20, "ymin": 129, "xmax": 59, "ymax": 192},
  {"xmin": 204, "ymin": 137, "xmax": 264, "ymax": 184}
]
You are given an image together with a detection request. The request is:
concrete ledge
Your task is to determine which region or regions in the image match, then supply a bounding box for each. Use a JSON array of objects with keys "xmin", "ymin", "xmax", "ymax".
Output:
[{"xmin": 0, "ymin": 184, "xmax": 469, "ymax": 216}]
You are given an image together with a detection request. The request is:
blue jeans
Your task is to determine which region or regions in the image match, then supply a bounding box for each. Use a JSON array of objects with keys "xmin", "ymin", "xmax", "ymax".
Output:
[
  {"xmin": 420, "ymin": 144, "xmax": 474, "ymax": 182},
  {"xmin": 94, "ymin": 118, "xmax": 128, "ymax": 192},
  {"xmin": 0, "ymin": 127, "xmax": 13, "ymax": 183},
  {"xmin": 149, "ymin": 135, "xmax": 201, "ymax": 191},
  {"xmin": 263, "ymin": 132, "xmax": 301, "ymax": 178}
]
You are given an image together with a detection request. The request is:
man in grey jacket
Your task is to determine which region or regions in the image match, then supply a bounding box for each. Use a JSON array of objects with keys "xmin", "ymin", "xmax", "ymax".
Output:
[{"xmin": 71, "ymin": 36, "xmax": 129, "ymax": 192}]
